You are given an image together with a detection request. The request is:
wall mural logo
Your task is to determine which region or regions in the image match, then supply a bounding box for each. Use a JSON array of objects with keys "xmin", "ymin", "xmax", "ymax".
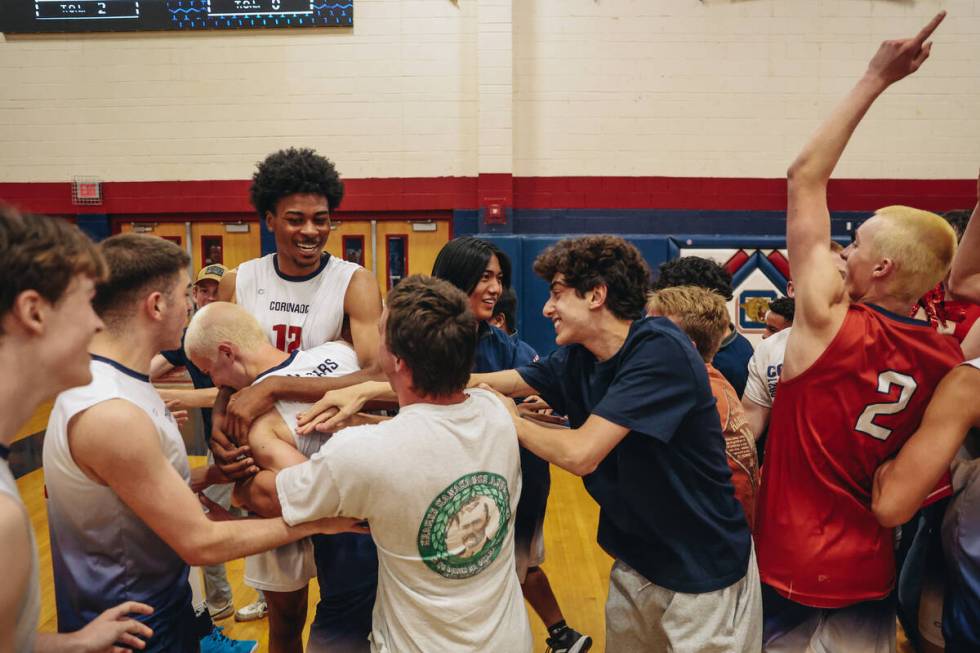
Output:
[
  {"xmin": 417, "ymin": 472, "xmax": 511, "ymax": 580},
  {"xmin": 677, "ymin": 244, "xmax": 790, "ymax": 344},
  {"xmin": 739, "ymin": 289, "xmax": 778, "ymax": 331}
]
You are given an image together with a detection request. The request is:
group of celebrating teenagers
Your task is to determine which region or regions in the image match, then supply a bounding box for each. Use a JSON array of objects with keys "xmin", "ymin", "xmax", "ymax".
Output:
[{"xmin": 2, "ymin": 10, "xmax": 980, "ymax": 653}]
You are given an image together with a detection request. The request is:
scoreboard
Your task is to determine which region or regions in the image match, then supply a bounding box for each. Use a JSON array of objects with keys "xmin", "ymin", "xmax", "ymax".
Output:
[{"xmin": 0, "ymin": 1, "xmax": 353, "ymax": 33}]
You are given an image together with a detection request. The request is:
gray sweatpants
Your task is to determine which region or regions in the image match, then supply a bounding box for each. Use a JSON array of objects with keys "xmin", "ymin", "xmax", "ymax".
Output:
[{"xmin": 605, "ymin": 544, "xmax": 762, "ymax": 652}]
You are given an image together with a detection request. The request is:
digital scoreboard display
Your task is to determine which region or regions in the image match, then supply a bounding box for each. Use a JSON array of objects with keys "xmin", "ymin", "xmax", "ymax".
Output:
[{"xmin": 0, "ymin": 1, "xmax": 353, "ymax": 33}]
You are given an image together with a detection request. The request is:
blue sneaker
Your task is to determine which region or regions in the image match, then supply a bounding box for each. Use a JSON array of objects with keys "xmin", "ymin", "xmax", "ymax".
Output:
[{"xmin": 200, "ymin": 626, "xmax": 258, "ymax": 653}]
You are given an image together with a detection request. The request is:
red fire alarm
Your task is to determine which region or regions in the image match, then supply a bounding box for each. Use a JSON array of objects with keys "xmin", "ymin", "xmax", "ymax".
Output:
[{"xmin": 485, "ymin": 202, "xmax": 505, "ymax": 224}]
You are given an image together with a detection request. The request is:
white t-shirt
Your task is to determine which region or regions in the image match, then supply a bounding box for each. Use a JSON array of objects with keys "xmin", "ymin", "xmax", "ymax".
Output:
[
  {"xmin": 743, "ymin": 327, "xmax": 791, "ymax": 408},
  {"xmin": 276, "ymin": 388, "xmax": 532, "ymax": 653},
  {"xmin": 236, "ymin": 253, "xmax": 360, "ymax": 351}
]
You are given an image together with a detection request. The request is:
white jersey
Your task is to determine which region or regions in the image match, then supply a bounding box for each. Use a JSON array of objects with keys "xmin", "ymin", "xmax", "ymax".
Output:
[
  {"xmin": 0, "ymin": 454, "xmax": 39, "ymax": 652},
  {"xmin": 258, "ymin": 341, "xmax": 362, "ymax": 445},
  {"xmin": 743, "ymin": 327, "xmax": 790, "ymax": 408},
  {"xmin": 277, "ymin": 388, "xmax": 532, "ymax": 653},
  {"xmin": 43, "ymin": 356, "xmax": 191, "ymax": 636},
  {"xmin": 236, "ymin": 253, "xmax": 360, "ymax": 352},
  {"xmin": 244, "ymin": 341, "xmax": 361, "ymax": 593}
]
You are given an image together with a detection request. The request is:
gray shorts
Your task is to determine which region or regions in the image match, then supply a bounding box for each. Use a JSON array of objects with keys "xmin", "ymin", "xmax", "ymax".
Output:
[
  {"xmin": 606, "ymin": 543, "xmax": 762, "ymax": 653},
  {"xmin": 761, "ymin": 584, "xmax": 896, "ymax": 653}
]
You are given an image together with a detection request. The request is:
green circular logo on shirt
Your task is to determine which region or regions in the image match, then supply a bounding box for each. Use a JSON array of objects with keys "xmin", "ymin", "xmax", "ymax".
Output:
[{"xmin": 417, "ymin": 472, "xmax": 511, "ymax": 579}]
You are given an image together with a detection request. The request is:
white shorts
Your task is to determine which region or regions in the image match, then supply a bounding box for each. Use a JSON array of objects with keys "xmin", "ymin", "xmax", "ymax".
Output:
[
  {"xmin": 244, "ymin": 538, "xmax": 316, "ymax": 593},
  {"xmin": 514, "ymin": 514, "xmax": 545, "ymax": 583}
]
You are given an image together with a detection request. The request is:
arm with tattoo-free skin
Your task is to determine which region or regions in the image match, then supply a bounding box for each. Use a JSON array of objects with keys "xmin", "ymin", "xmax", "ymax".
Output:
[
  {"xmin": 872, "ymin": 365, "xmax": 980, "ymax": 527},
  {"xmin": 70, "ymin": 400, "xmax": 366, "ymax": 567},
  {"xmin": 2, "ymin": 500, "xmax": 154, "ymax": 653},
  {"xmin": 294, "ymin": 369, "xmax": 536, "ymax": 435},
  {"xmin": 479, "ymin": 385, "xmax": 629, "ymax": 477},
  {"xmin": 783, "ymin": 12, "xmax": 945, "ymax": 380}
]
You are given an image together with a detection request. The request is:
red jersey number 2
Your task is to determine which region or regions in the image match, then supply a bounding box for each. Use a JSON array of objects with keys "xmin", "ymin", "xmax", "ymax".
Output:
[
  {"xmin": 855, "ymin": 371, "xmax": 918, "ymax": 441},
  {"xmin": 272, "ymin": 324, "xmax": 303, "ymax": 352}
]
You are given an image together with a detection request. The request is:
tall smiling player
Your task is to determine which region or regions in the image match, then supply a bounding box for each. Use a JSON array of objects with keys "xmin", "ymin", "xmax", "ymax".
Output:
[{"xmin": 218, "ymin": 148, "xmax": 383, "ymax": 653}]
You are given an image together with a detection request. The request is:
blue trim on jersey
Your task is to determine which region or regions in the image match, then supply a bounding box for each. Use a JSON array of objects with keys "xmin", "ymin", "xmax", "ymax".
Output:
[
  {"xmin": 867, "ymin": 303, "xmax": 931, "ymax": 327},
  {"xmin": 273, "ymin": 252, "xmax": 331, "ymax": 282},
  {"xmin": 90, "ymin": 354, "xmax": 150, "ymax": 382},
  {"xmin": 255, "ymin": 350, "xmax": 300, "ymax": 382},
  {"xmin": 0, "ymin": 443, "xmax": 9, "ymax": 461}
]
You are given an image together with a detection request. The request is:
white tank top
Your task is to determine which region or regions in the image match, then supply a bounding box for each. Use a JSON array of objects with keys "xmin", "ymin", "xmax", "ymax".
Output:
[
  {"xmin": 0, "ymin": 454, "xmax": 39, "ymax": 652},
  {"xmin": 236, "ymin": 253, "xmax": 360, "ymax": 352},
  {"xmin": 254, "ymin": 341, "xmax": 361, "ymax": 455},
  {"xmin": 43, "ymin": 356, "xmax": 191, "ymax": 633}
]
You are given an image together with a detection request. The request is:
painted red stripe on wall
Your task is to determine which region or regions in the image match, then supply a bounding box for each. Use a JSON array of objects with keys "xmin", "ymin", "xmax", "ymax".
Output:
[{"xmin": 0, "ymin": 176, "xmax": 974, "ymax": 215}]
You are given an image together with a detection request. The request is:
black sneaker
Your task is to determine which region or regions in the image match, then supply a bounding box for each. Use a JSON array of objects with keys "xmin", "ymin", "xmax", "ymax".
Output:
[{"xmin": 545, "ymin": 627, "xmax": 592, "ymax": 653}]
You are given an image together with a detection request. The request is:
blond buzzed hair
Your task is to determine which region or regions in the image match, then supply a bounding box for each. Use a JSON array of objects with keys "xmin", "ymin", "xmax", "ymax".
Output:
[
  {"xmin": 185, "ymin": 301, "xmax": 268, "ymax": 363},
  {"xmin": 871, "ymin": 206, "xmax": 956, "ymax": 304},
  {"xmin": 646, "ymin": 285, "xmax": 729, "ymax": 363}
]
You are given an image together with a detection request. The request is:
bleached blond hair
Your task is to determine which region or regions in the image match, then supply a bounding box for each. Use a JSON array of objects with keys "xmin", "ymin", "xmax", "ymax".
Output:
[
  {"xmin": 871, "ymin": 206, "xmax": 957, "ymax": 304},
  {"xmin": 184, "ymin": 301, "xmax": 268, "ymax": 363}
]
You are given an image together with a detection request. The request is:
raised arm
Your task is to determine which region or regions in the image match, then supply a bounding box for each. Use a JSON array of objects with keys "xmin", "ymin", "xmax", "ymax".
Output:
[
  {"xmin": 70, "ymin": 400, "xmax": 359, "ymax": 567},
  {"xmin": 872, "ymin": 364, "xmax": 980, "ymax": 528},
  {"xmin": 785, "ymin": 12, "xmax": 945, "ymax": 374},
  {"xmin": 947, "ymin": 171, "xmax": 980, "ymax": 302}
]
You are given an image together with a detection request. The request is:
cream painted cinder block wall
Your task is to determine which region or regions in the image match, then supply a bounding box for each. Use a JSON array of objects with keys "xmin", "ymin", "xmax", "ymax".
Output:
[
  {"xmin": 0, "ymin": 0, "xmax": 479, "ymax": 181},
  {"xmin": 1, "ymin": 0, "xmax": 978, "ymax": 183},
  {"xmin": 514, "ymin": 0, "xmax": 980, "ymax": 179}
]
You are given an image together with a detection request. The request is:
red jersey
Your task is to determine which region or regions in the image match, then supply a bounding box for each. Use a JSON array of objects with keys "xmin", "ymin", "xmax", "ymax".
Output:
[{"xmin": 755, "ymin": 304, "xmax": 962, "ymax": 608}]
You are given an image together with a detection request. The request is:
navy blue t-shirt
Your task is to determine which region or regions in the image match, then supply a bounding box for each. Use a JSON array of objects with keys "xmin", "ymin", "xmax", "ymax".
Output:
[
  {"xmin": 517, "ymin": 317, "xmax": 751, "ymax": 593},
  {"xmin": 474, "ymin": 323, "xmax": 551, "ymax": 528},
  {"xmin": 713, "ymin": 330, "xmax": 754, "ymax": 398},
  {"xmin": 160, "ymin": 330, "xmax": 214, "ymax": 442}
]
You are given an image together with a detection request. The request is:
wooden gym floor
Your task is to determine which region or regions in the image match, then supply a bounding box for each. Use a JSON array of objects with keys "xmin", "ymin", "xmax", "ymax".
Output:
[{"xmin": 21, "ymin": 458, "xmax": 914, "ymax": 652}]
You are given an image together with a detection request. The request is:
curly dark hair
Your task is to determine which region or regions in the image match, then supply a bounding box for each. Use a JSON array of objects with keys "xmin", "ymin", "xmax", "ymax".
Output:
[
  {"xmin": 767, "ymin": 296, "xmax": 795, "ymax": 323},
  {"xmin": 249, "ymin": 148, "xmax": 345, "ymax": 218},
  {"xmin": 652, "ymin": 256, "xmax": 734, "ymax": 301},
  {"xmin": 532, "ymin": 235, "xmax": 651, "ymax": 320}
]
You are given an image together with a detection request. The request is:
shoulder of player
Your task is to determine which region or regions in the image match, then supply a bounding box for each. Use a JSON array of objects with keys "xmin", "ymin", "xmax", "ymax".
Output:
[
  {"xmin": 343, "ymin": 267, "xmax": 382, "ymax": 307},
  {"xmin": 70, "ymin": 399, "xmax": 157, "ymax": 450},
  {"xmin": 628, "ymin": 317, "xmax": 701, "ymax": 362}
]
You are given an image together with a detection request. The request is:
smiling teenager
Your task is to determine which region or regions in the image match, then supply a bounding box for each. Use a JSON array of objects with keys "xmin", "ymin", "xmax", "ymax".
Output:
[
  {"xmin": 0, "ymin": 208, "xmax": 161, "ymax": 653},
  {"xmin": 213, "ymin": 148, "xmax": 384, "ymax": 652}
]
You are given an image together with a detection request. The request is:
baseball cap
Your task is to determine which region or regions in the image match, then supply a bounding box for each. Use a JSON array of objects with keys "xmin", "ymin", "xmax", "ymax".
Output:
[{"xmin": 196, "ymin": 263, "xmax": 227, "ymax": 285}]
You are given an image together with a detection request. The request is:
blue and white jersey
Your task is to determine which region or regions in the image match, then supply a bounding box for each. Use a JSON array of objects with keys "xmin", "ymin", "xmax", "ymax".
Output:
[
  {"xmin": 256, "ymin": 340, "xmax": 361, "ymax": 449},
  {"xmin": 236, "ymin": 253, "xmax": 360, "ymax": 352},
  {"xmin": 43, "ymin": 356, "xmax": 192, "ymax": 643}
]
